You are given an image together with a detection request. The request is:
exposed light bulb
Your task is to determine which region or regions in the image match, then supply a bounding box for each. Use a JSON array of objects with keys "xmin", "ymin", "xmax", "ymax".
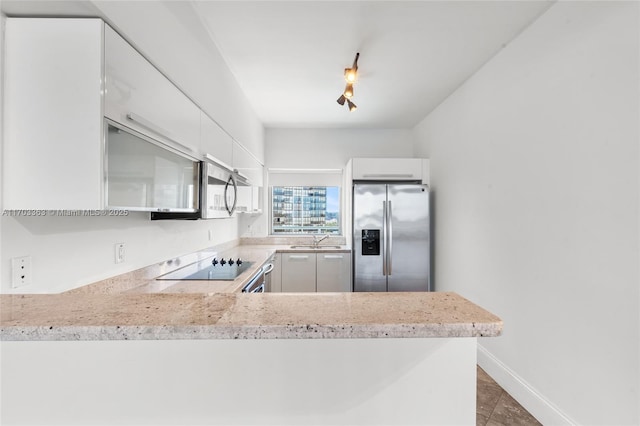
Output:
[
  {"xmin": 344, "ymin": 68, "xmax": 357, "ymax": 83},
  {"xmin": 343, "ymin": 83, "xmax": 354, "ymax": 99}
]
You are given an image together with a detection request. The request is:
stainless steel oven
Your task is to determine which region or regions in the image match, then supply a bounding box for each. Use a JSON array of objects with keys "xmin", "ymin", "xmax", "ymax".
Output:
[
  {"xmin": 242, "ymin": 267, "xmax": 266, "ymax": 293},
  {"xmin": 262, "ymin": 256, "xmax": 275, "ymax": 293},
  {"xmin": 242, "ymin": 259, "xmax": 275, "ymax": 293}
]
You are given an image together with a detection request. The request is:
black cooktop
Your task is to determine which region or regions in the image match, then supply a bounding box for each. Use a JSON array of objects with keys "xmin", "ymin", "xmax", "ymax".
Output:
[{"xmin": 156, "ymin": 257, "xmax": 253, "ymax": 281}]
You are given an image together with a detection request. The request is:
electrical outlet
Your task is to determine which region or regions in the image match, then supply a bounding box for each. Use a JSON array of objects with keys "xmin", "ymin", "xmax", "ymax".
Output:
[
  {"xmin": 11, "ymin": 256, "xmax": 32, "ymax": 288},
  {"xmin": 115, "ymin": 243, "xmax": 125, "ymax": 264}
]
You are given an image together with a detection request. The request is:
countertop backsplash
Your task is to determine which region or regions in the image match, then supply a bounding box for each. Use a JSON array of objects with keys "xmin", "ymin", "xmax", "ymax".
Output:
[{"xmin": 240, "ymin": 236, "xmax": 347, "ymax": 246}]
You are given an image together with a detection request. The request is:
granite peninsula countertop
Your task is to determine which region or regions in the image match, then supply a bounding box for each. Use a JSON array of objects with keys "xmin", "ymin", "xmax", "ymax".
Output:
[
  {"xmin": 0, "ymin": 240, "xmax": 502, "ymax": 341},
  {"xmin": 0, "ymin": 292, "xmax": 502, "ymax": 341}
]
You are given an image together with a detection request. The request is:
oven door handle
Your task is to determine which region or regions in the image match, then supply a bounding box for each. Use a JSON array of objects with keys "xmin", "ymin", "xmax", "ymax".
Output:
[{"xmin": 262, "ymin": 263, "xmax": 274, "ymax": 275}]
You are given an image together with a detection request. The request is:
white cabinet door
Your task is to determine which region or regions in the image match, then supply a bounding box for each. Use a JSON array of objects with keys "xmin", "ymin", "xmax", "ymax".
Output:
[
  {"xmin": 352, "ymin": 158, "xmax": 423, "ymax": 181},
  {"xmin": 281, "ymin": 253, "xmax": 316, "ymax": 292},
  {"xmin": 232, "ymin": 141, "xmax": 253, "ymax": 173},
  {"xmin": 104, "ymin": 26, "xmax": 200, "ymax": 156},
  {"xmin": 200, "ymin": 113, "xmax": 233, "ymax": 166},
  {"xmin": 248, "ymin": 156, "xmax": 264, "ymax": 187},
  {"xmin": 317, "ymin": 253, "xmax": 352, "ymax": 292},
  {"xmin": 105, "ymin": 123, "xmax": 200, "ymax": 211},
  {"xmin": 246, "ymin": 156, "xmax": 264, "ymax": 214},
  {"xmin": 3, "ymin": 18, "xmax": 104, "ymax": 210},
  {"xmin": 234, "ymin": 142, "xmax": 264, "ymax": 213}
]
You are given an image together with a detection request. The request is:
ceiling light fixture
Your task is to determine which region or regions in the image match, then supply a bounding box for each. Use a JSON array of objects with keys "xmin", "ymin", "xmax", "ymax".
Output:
[
  {"xmin": 343, "ymin": 83, "xmax": 354, "ymax": 99},
  {"xmin": 337, "ymin": 52, "xmax": 360, "ymax": 112}
]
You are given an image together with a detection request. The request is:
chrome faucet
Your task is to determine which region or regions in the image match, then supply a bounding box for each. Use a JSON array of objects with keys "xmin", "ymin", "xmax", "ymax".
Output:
[{"xmin": 312, "ymin": 234, "xmax": 329, "ymax": 248}]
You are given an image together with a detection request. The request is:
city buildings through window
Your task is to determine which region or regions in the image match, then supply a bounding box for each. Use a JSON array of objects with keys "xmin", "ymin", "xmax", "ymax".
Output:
[{"xmin": 271, "ymin": 186, "xmax": 340, "ymax": 234}]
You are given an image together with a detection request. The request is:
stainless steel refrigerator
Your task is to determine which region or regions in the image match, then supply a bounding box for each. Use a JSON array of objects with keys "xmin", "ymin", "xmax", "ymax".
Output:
[{"xmin": 353, "ymin": 183, "xmax": 430, "ymax": 292}]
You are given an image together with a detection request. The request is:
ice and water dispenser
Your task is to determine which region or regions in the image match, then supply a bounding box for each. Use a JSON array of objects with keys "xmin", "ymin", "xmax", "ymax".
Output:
[{"xmin": 361, "ymin": 229, "xmax": 380, "ymax": 255}]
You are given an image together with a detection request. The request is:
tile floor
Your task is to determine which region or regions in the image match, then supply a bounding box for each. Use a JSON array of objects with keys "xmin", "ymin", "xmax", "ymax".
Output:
[{"xmin": 477, "ymin": 366, "xmax": 542, "ymax": 426}]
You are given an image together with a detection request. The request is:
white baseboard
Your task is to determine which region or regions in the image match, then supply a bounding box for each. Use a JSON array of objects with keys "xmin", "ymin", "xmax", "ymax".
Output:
[{"xmin": 477, "ymin": 344, "xmax": 577, "ymax": 425}]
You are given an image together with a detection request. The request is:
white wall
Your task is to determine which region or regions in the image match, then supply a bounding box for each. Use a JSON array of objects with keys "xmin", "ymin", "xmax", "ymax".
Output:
[
  {"xmin": 259, "ymin": 128, "xmax": 416, "ymax": 238},
  {"xmin": 1, "ymin": 215, "xmax": 237, "ymax": 294},
  {"xmin": 413, "ymin": 2, "xmax": 639, "ymax": 424},
  {"xmin": 0, "ymin": 4, "xmax": 262, "ymax": 293},
  {"xmin": 266, "ymin": 128, "xmax": 415, "ymax": 170}
]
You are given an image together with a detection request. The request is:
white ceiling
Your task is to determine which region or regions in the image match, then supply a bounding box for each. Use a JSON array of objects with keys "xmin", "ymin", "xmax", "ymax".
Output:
[
  {"xmin": 191, "ymin": 1, "xmax": 554, "ymax": 128},
  {"xmin": 1, "ymin": 1, "xmax": 554, "ymax": 129}
]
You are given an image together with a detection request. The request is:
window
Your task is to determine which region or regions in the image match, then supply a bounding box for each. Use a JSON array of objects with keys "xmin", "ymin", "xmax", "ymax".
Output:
[{"xmin": 271, "ymin": 186, "xmax": 340, "ymax": 234}]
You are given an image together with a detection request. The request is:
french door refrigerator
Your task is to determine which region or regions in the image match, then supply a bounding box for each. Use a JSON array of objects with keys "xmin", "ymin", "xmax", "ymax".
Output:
[{"xmin": 353, "ymin": 183, "xmax": 430, "ymax": 292}]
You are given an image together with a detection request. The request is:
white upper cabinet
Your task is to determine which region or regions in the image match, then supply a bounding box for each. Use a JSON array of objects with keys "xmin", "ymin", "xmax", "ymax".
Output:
[
  {"xmin": 104, "ymin": 27, "xmax": 200, "ymax": 156},
  {"xmin": 232, "ymin": 141, "xmax": 264, "ymax": 185},
  {"xmin": 106, "ymin": 123, "xmax": 199, "ymax": 212},
  {"xmin": 3, "ymin": 18, "xmax": 104, "ymax": 210},
  {"xmin": 233, "ymin": 141, "xmax": 264, "ymax": 214},
  {"xmin": 3, "ymin": 18, "xmax": 264, "ymax": 212},
  {"xmin": 3, "ymin": 18, "xmax": 203, "ymax": 211},
  {"xmin": 352, "ymin": 158, "xmax": 426, "ymax": 182},
  {"xmin": 200, "ymin": 112, "xmax": 233, "ymax": 167}
]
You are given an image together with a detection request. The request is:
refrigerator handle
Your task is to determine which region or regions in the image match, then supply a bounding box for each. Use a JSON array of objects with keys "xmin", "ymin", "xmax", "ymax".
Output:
[
  {"xmin": 382, "ymin": 201, "xmax": 387, "ymax": 276},
  {"xmin": 388, "ymin": 200, "xmax": 393, "ymax": 276}
]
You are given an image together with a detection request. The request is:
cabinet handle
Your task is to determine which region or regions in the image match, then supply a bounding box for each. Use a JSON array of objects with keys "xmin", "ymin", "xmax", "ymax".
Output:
[
  {"xmin": 126, "ymin": 112, "xmax": 193, "ymax": 154},
  {"xmin": 289, "ymin": 255, "xmax": 310, "ymax": 260},
  {"xmin": 362, "ymin": 173, "xmax": 414, "ymax": 178},
  {"xmin": 323, "ymin": 255, "xmax": 344, "ymax": 259},
  {"xmin": 126, "ymin": 112, "xmax": 172, "ymax": 138},
  {"xmin": 388, "ymin": 200, "xmax": 393, "ymax": 276},
  {"xmin": 382, "ymin": 200, "xmax": 387, "ymax": 276}
]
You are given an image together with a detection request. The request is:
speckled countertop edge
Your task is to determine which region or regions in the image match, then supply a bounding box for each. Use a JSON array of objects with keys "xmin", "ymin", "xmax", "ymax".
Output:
[
  {"xmin": 0, "ymin": 292, "xmax": 503, "ymax": 341},
  {"xmin": 0, "ymin": 323, "xmax": 502, "ymax": 341}
]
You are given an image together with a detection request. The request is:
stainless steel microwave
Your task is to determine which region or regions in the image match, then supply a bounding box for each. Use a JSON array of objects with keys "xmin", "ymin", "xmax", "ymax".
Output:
[{"xmin": 201, "ymin": 156, "xmax": 249, "ymax": 219}]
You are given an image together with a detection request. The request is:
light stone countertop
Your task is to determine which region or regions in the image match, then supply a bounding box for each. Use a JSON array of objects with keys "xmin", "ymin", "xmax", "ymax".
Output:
[
  {"xmin": 1, "ymin": 239, "xmax": 502, "ymax": 341},
  {"xmin": 0, "ymin": 292, "xmax": 502, "ymax": 341}
]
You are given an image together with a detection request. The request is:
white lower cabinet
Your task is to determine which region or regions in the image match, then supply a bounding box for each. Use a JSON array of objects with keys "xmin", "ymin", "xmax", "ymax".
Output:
[
  {"xmin": 316, "ymin": 253, "xmax": 352, "ymax": 292},
  {"xmin": 281, "ymin": 253, "xmax": 316, "ymax": 292},
  {"xmin": 279, "ymin": 252, "xmax": 351, "ymax": 293}
]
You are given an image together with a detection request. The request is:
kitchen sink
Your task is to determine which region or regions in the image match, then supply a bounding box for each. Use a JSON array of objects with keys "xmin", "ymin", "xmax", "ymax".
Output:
[{"xmin": 289, "ymin": 245, "xmax": 344, "ymax": 249}]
